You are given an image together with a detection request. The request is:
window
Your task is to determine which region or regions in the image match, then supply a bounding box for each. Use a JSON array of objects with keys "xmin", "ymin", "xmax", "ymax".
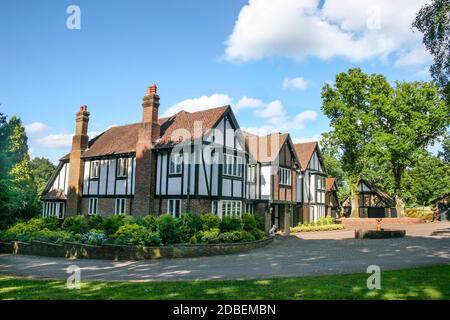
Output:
[
  {"xmin": 245, "ymin": 203, "xmax": 254, "ymax": 214},
  {"xmin": 211, "ymin": 200, "xmax": 218, "ymax": 215},
  {"xmin": 57, "ymin": 203, "xmax": 65, "ymax": 219},
  {"xmin": 220, "ymin": 200, "xmax": 242, "ymax": 217},
  {"xmin": 169, "ymin": 152, "xmax": 183, "ymax": 174},
  {"xmin": 90, "ymin": 161, "xmax": 100, "ymax": 179},
  {"xmin": 88, "ymin": 198, "xmax": 98, "ymax": 215},
  {"xmin": 223, "ymin": 154, "xmax": 242, "ymax": 177},
  {"xmin": 115, "ymin": 198, "xmax": 126, "ymax": 215},
  {"xmin": 167, "ymin": 199, "xmax": 181, "ymax": 218},
  {"xmin": 117, "ymin": 158, "xmax": 128, "ymax": 177},
  {"xmin": 42, "ymin": 202, "xmax": 65, "ymax": 219},
  {"xmin": 317, "ymin": 176, "xmax": 325, "ymax": 190},
  {"xmin": 248, "ymin": 165, "xmax": 256, "ymax": 182},
  {"xmin": 278, "ymin": 167, "xmax": 291, "ymax": 186}
]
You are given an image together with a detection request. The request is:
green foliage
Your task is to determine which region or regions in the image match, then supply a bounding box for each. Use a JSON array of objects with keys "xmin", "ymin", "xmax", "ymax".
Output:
[
  {"xmin": 254, "ymin": 214, "xmax": 265, "ymax": 231},
  {"xmin": 62, "ymin": 216, "xmax": 87, "ymax": 234},
  {"xmin": 156, "ymin": 214, "xmax": 180, "ymax": 245},
  {"xmin": 219, "ymin": 215, "xmax": 243, "ymax": 233},
  {"xmin": 200, "ymin": 213, "xmax": 219, "ymax": 231},
  {"xmin": 249, "ymin": 228, "xmax": 266, "ymax": 240},
  {"xmin": 42, "ymin": 216, "xmax": 60, "ymax": 231},
  {"xmin": 113, "ymin": 224, "xmax": 161, "ymax": 246},
  {"xmin": 87, "ymin": 214, "xmax": 104, "ymax": 231},
  {"xmin": 291, "ymin": 224, "xmax": 345, "ymax": 233},
  {"xmin": 413, "ymin": 0, "xmax": 450, "ymax": 99},
  {"xmin": 135, "ymin": 215, "xmax": 158, "ymax": 232},
  {"xmin": 30, "ymin": 157, "xmax": 55, "ymax": 196},
  {"xmin": 405, "ymin": 208, "xmax": 435, "ymax": 222},
  {"xmin": 217, "ymin": 232, "xmax": 239, "ymax": 243},
  {"xmin": 315, "ymin": 216, "xmax": 335, "ymax": 226},
  {"xmin": 242, "ymin": 213, "xmax": 257, "ymax": 231},
  {"xmin": 231, "ymin": 230, "xmax": 255, "ymax": 242},
  {"xmin": 197, "ymin": 228, "xmax": 220, "ymax": 244},
  {"xmin": 102, "ymin": 215, "xmax": 133, "ymax": 236},
  {"xmin": 177, "ymin": 213, "xmax": 201, "ymax": 243}
]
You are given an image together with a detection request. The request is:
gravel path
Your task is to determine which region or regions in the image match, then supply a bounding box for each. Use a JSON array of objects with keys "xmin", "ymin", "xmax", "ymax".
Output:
[{"xmin": 0, "ymin": 222, "xmax": 449, "ymax": 282}]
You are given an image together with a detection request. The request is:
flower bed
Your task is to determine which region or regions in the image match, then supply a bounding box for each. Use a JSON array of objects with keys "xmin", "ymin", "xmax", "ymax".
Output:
[{"xmin": 290, "ymin": 216, "xmax": 344, "ymax": 233}]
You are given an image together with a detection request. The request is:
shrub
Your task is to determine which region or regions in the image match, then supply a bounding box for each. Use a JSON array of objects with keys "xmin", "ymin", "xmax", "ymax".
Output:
[
  {"xmin": 242, "ymin": 213, "xmax": 257, "ymax": 231},
  {"xmin": 315, "ymin": 216, "xmax": 335, "ymax": 226},
  {"xmin": 81, "ymin": 230, "xmax": 108, "ymax": 246},
  {"xmin": 219, "ymin": 215, "xmax": 242, "ymax": 233},
  {"xmin": 217, "ymin": 232, "xmax": 239, "ymax": 243},
  {"xmin": 177, "ymin": 213, "xmax": 201, "ymax": 243},
  {"xmin": 0, "ymin": 218, "xmax": 56, "ymax": 243},
  {"xmin": 32, "ymin": 229, "xmax": 76, "ymax": 244},
  {"xmin": 136, "ymin": 215, "xmax": 158, "ymax": 232},
  {"xmin": 200, "ymin": 213, "xmax": 219, "ymax": 231},
  {"xmin": 62, "ymin": 216, "xmax": 87, "ymax": 234},
  {"xmin": 42, "ymin": 216, "xmax": 60, "ymax": 230},
  {"xmin": 198, "ymin": 228, "xmax": 220, "ymax": 244},
  {"xmin": 88, "ymin": 214, "xmax": 104, "ymax": 231},
  {"xmin": 254, "ymin": 214, "xmax": 265, "ymax": 231},
  {"xmin": 291, "ymin": 224, "xmax": 344, "ymax": 233},
  {"xmin": 114, "ymin": 224, "xmax": 161, "ymax": 246},
  {"xmin": 249, "ymin": 228, "xmax": 266, "ymax": 240},
  {"xmin": 103, "ymin": 215, "xmax": 133, "ymax": 236},
  {"xmin": 189, "ymin": 235, "xmax": 198, "ymax": 244},
  {"xmin": 232, "ymin": 230, "xmax": 255, "ymax": 242},
  {"xmin": 405, "ymin": 208, "xmax": 434, "ymax": 222},
  {"xmin": 157, "ymin": 214, "xmax": 180, "ymax": 245}
]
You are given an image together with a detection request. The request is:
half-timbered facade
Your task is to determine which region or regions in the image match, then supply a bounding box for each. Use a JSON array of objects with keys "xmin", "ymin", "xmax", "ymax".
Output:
[
  {"xmin": 342, "ymin": 180, "xmax": 397, "ymax": 218},
  {"xmin": 325, "ymin": 178, "xmax": 340, "ymax": 218},
  {"xmin": 294, "ymin": 142, "xmax": 327, "ymax": 224}
]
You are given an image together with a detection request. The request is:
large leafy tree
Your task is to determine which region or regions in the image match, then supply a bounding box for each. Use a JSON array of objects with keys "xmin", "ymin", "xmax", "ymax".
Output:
[
  {"xmin": 321, "ymin": 68, "xmax": 378, "ymax": 217},
  {"xmin": 413, "ymin": 0, "xmax": 450, "ymax": 102},
  {"xmin": 30, "ymin": 157, "xmax": 55, "ymax": 195},
  {"xmin": 368, "ymin": 81, "xmax": 449, "ymax": 215},
  {"xmin": 438, "ymin": 131, "xmax": 450, "ymax": 163}
]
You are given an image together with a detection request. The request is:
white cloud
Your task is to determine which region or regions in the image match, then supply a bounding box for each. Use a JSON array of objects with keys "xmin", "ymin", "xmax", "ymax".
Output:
[
  {"xmin": 25, "ymin": 122, "xmax": 49, "ymax": 134},
  {"xmin": 235, "ymin": 96, "xmax": 264, "ymax": 111},
  {"xmin": 162, "ymin": 94, "xmax": 233, "ymax": 117},
  {"xmin": 254, "ymin": 100, "xmax": 286, "ymax": 121},
  {"xmin": 282, "ymin": 77, "xmax": 310, "ymax": 90},
  {"xmin": 35, "ymin": 131, "xmax": 101, "ymax": 149},
  {"xmin": 395, "ymin": 45, "xmax": 432, "ymax": 68},
  {"xmin": 292, "ymin": 134, "xmax": 323, "ymax": 144},
  {"xmin": 224, "ymin": 0, "xmax": 430, "ymax": 68},
  {"xmin": 290, "ymin": 110, "xmax": 318, "ymax": 129}
]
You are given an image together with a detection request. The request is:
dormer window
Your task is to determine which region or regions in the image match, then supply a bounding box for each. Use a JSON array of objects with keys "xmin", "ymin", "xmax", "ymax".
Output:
[
  {"xmin": 90, "ymin": 161, "xmax": 100, "ymax": 179},
  {"xmin": 169, "ymin": 151, "xmax": 183, "ymax": 175},
  {"xmin": 116, "ymin": 158, "xmax": 128, "ymax": 177}
]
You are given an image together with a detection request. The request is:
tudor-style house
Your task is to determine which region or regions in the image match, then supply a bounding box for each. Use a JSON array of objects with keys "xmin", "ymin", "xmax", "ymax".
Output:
[
  {"xmin": 244, "ymin": 132, "xmax": 301, "ymax": 231},
  {"xmin": 294, "ymin": 142, "xmax": 327, "ymax": 224},
  {"xmin": 41, "ymin": 85, "xmax": 248, "ymax": 219},
  {"xmin": 325, "ymin": 178, "xmax": 340, "ymax": 218}
]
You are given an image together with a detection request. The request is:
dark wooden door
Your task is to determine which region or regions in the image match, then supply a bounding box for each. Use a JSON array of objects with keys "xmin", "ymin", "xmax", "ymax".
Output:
[{"xmin": 368, "ymin": 207, "xmax": 385, "ymax": 218}]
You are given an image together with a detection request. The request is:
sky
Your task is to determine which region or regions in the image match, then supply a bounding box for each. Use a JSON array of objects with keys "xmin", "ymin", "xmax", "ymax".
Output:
[{"xmin": 0, "ymin": 0, "xmax": 437, "ymax": 163}]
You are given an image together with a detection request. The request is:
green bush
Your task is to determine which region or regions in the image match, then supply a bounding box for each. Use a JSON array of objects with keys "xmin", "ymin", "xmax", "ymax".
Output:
[
  {"xmin": 62, "ymin": 216, "xmax": 87, "ymax": 234},
  {"xmin": 315, "ymin": 216, "xmax": 335, "ymax": 226},
  {"xmin": 157, "ymin": 214, "xmax": 180, "ymax": 245},
  {"xmin": 405, "ymin": 208, "xmax": 434, "ymax": 222},
  {"xmin": 242, "ymin": 213, "xmax": 257, "ymax": 231},
  {"xmin": 254, "ymin": 214, "xmax": 265, "ymax": 231},
  {"xmin": 32, "ymin": 229, "xmax": 76, "ymax": 244},
  {"xmin": 189, "ymin": 235, "xmax": 198, "ymax": 244},
  {"xmin": 291, "ymin": 224, "xmax": 344, "ymax": 233},
  {"xmin": 249, "ymin": 228, "xmax": 266, "ymax": 240},
  {"xmin": 198, "ymin": 228, "xmax": 220, "ymax": 244},
  {"xmin": 81, "ymin": 230, "xmax": 108, "ymax": 246},
  {"xmin": 177, "ymin": 213, "xmax": 201, "ymax": 243},
  {"xmin": 42, "ymin": 216, "xmax": 60, "ymax": 230},
  {"xmin": 219, "ymin": 215, "xmax": 242, "ymax": 233},
  {"xmin": 136, "ymin": 215, "xmax": 158, "ymax": 232},
  {"xmin": 103, "ymin": 215, "xmax": 133, "ymax": 236},
  {"xmin": 0, "ymin": 217, "xmax": 64, "ymax": 243},
  {"xmin": 113, "ymin": 224, "xmax": 161, "ymax": 246},
  {"xmin": 217, "ymin": 232, "xmax": 239, "ymax": 243},
  {"xmin": 232, "ymin": 230, "xmax": 255, "ymax": 242},
  {"xmin": 88, "ymin": 214, "xmax": 104, "ymax": 231},
  {"xmin": 200, "ymin": 213, "xmax": 219, "ymax": 231}
]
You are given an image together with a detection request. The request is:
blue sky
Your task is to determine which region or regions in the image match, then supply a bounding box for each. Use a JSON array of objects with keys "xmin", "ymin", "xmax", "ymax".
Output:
[{"xmin": 0, "ymin": 0, "xmax": 435, "ymax": 163}]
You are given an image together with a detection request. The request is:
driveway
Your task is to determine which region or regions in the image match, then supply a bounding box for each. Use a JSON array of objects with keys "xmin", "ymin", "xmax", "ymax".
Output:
[{"xmin": 0, "ymin": 222, "xmax": 449, "ymax": 282}]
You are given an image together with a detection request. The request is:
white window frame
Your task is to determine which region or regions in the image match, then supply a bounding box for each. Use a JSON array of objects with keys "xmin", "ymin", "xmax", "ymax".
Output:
[
  {"xmin": 90, "ymin": 160, "xmax": 100, "ymax": 179},
  {"xmin": 116, "ymin": 158, "xmax": 128, "ymax": 178},
  {"xmin": 115, "ymin": 198, "xmax": 126, "ymax": 215},
  {"xmin": 223, "ymin": 154, "xmax": 243, "ymax": 177},
  {"xmin": 248, "ymin": 165, "xmax": 256, "ymax": 182},
  {"xmin": 88, "ymin": 198, "xmax": 98, "ymax": 215},
  {"xmin": 278, "ymin": 167, "xmax": 291, "ymax": 186},
  {"xmin": 220, "ymin": 200, "xmax": 242, "ymax": 218},
  {"xmin": 169, "ymin": 152, "xmax": 183, "ymax": 175},
  {"xmin": 57, "ymin": 202, "xmax": 65, "ymax": 220},
  {"xmin": 211, "ymin": 200, "xmax": 218, "ymax": 215},
  {"xmin": 167, "ymin": 199, "xmax": 181, "ymax": 218}
]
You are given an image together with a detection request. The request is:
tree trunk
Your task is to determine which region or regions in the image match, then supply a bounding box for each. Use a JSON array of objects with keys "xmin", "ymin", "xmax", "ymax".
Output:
[
  {"xmin": 394, "ymin": 166, "xmax": 405, "ymax": 217},
  {"xmin": 395, "ymin": 195, "xmax": 405, "ymax": 217},
  {"xmin": 350, "ymin": 180, "xmax": 360, "ymax": 218}
]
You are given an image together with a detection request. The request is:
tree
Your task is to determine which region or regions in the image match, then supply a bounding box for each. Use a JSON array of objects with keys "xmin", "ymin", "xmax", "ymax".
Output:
[
  {"xmin": 413, "ymin": 0, "xmax": 450, "ymax": 103},
  {"xmin": 30, "ymin": 157, "xmax": 56, "ymax": 195},
  {"xmin": 438, "ymin": 131, "xmax": 450, "ymax": 163},
  {"xmin": 321, "ymin": 68, "xmax": 378, "ymax": 217},
  {"xmin": 368, "ymin": 81, "xmax": 449, "ymax": 215}
]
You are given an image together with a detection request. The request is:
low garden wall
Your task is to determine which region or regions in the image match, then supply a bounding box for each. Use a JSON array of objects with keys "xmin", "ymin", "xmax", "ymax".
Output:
[
  {"xmin": 339, "ymin": 217, "xmax": 422, "ymax": 229},
  {"xmin": 0, "ymin": 237, "xmax": 273, "ymax": 261}
]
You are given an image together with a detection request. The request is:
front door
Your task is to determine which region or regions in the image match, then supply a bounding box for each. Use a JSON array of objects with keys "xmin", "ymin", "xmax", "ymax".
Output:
[
  {"xmin": 368, "ymin": 207, "xmax": 385, "ymax": 218},
  {"xmin": 274, "ymin": 206, "xmax": 279, "ymax": 228}
]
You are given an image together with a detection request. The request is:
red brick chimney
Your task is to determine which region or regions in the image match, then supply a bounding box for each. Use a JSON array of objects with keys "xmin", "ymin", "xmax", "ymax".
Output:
[
  {"xmin": 133, "ymin": 85, "xmax": 161, "ymax": 216},
  {"xmin": 66, "ymin": 106, "xmax": 90, "ymax": 216}
]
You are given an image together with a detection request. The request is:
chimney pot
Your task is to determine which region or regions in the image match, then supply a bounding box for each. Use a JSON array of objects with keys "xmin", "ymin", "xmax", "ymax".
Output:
[
  {"xmin": 147, "ymin": 84, "xmax": 157, "ymax": 95},
  {"xmin": 79, "ymin": 105, "xmax": 87, "ymax": 112}
]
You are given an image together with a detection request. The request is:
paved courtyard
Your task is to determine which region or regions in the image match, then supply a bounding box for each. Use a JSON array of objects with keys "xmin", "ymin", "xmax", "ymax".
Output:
[{"xmin": 0, "ymin": 222, "xmax": 449, "ymax": 282}]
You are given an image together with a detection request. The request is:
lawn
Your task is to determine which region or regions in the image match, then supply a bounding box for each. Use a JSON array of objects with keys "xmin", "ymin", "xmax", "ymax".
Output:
[{"xmin": 0, "ymin": 264, "xmax": 449, "ymax": 300}]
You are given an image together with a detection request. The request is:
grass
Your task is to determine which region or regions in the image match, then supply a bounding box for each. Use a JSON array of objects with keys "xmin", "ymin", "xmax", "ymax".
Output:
[{"xmin": 0, "ymin": 264, "xmax": 449, "ymax": 300}]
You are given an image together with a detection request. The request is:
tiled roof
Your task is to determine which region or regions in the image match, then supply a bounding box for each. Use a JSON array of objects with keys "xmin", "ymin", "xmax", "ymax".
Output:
[
  {"xmin": 41, "ymin": 189, "xmax": 66, "ymax": 201},
  {"xmin": 61, "ymin": 106, "xmax": 230, "ymax": 159},
  {"xmin": 294, "ymin": 141, "xmax": 318, "ymax": 171},
  {"xmin": 244, "ymin": 132, "xmax": 289, "ymax": 163},
  {"xmin": 360, "ymin": 179, "xmax": 396, "ymax": 207},
  {"xmin": 326, "ymin": 178, "xmax": 337, "ymax": 191}
]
